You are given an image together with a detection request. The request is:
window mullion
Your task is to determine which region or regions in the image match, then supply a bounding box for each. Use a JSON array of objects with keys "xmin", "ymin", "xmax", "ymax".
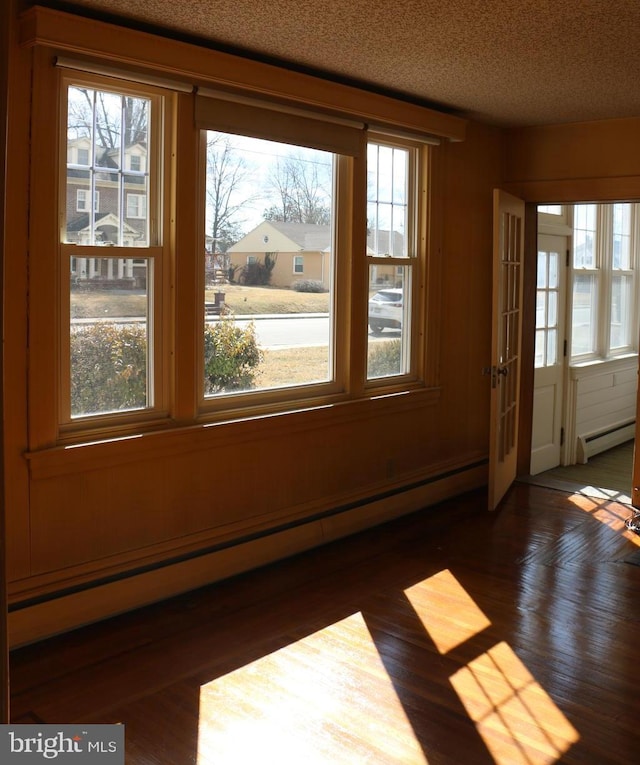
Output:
[
  {"xmin": 119, "ymin": 95, "xmax": 126, "ymax": 247},
  {"xmin": 598, "ymin": 204, "xmax": 611, "ymax": 357},
  {"xmin": 90, "ymin": 89, "xmax": 97, "ymax": 245}
]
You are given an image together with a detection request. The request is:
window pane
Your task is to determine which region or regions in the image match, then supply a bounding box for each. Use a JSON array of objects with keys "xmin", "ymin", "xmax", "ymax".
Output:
[
  {"xmin": 536, "ymin": 291, "xmax": 546, "ymax": 328},
  {"xmin": 573, "ymin": 204, "xmax": 597, "ymax": 268},
  {"xmin": 571, "ymin": 273, "xmax": 597, "ymax": 355},
  {"xmin": 367, "ymin": 266, "xmax": 411, "ymax": 378},
  {"xmin": 548, "ymin": 252, "xmax": 558, "ymax": 289},
  {"xmin": 610, "ymin": 273, "xmax": 632, "ymax": 349},
  {"xmin": 612, "ymin": 203, "xmax": 631, "ymax": 270},
  {"xmin": 203, "ymin": 131, "xmax": 334, "ymax": 397},
  {"xmin": 70, "ymin": 263, "xmax": 150, "ymax": 417},
  {"xmin": 548, "ymin": 290, "xmax": 557, "ymax": 327},
  {"xmin": 65, "ymin": 86, "xmax": 151, "ymax": 247},
  {"xmin": 367, "ymin": 143, "xmax": 409, "ymax": 258},
  {"xmin": 534, "ymin": 330, "xmax": 545, "ymax": 368},
  {"xmin": 536, "ymin": 251, "xmax": 547, "ymax": 288},
  {"xmin": 538, "ymin": 205, "xmax": 562, "ymax": 215},
  {"xmin": 536, "ymin": 247, "xmax": 560, "ymax": 367},
  {"xmin": 546, "ymin": 328, "xmax": 557, "ymax": 366}
]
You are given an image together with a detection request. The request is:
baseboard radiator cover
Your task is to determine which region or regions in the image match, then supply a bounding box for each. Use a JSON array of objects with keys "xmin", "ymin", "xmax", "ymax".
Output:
[{"xmin": 576, "ymin": 420, "xmax": 635, "ymax": 464}]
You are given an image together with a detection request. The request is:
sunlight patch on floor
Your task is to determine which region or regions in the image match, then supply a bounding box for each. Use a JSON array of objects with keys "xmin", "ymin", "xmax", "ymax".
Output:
[
  {"xmin": 406, "ymin": 569, "xmax": 579, "ymax": 765},
  {"xmin": 196, "ymin": 612, "xmax": 429, "ymax": 765},
  {"xmin": 569, "ymin": 485, "xmax": 631, "ymax": 504},
  {"xmin": 567, "ymin": 493, "xmax": 640, "ymax": 547},
  {"xmin": 450, "ymin": 642, "xmax": 580, "ymax": 765},
  {"xmin": 404, "ymin": 569, "xmax": 491, "ymax": 654}
]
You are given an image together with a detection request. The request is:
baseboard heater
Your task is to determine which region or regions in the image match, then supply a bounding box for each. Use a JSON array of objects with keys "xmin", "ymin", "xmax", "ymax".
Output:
[{"xmin": 576, "ymin": 420, "xmax": 635, "ymax": 464}]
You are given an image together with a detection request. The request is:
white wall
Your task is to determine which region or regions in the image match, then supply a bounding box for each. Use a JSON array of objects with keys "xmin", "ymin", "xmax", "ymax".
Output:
[{"xmin": 564, "ymin": 357, "xmax": 637, "ymax": 463}]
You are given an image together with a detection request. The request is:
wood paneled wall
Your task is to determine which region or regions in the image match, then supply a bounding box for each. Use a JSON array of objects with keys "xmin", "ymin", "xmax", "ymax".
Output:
[
  {"xmin": 4, "ymin": 8, "xmax": 503, "ymax": 646},
  {"xmin": 0, "ymin": 0, "xmax": 13, "ymax": 726},
  {"xmin": 505, "ymin": 118, "xmax": 640, "ymax": 202},
  {"xmin": 439, "ymin": 121, "xmax": 504, "ymax": 452}
]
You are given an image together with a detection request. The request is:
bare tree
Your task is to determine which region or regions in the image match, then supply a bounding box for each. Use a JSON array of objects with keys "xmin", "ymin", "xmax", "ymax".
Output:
[
  {"xmin": 263, "ymin": 154, "xmax": 331, "ymax": 225},
  {"xmin": 206, "ymin": 134, "xmax": 260, "ymax": 259},
  {"xmin": 67, "ymin": 86, "xmax": 149, "ymax": 151}
]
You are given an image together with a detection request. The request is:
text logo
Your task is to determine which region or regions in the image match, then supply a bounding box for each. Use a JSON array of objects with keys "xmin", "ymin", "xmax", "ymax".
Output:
[{"xmin": 1, "ymin": 725, "xmax": 124, "ymax": 763}]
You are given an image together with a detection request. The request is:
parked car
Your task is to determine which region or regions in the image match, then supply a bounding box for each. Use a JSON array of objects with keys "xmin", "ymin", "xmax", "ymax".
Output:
[{"xmin": 368, "ymin": 287, "xmax": 403, "ymax": 334}]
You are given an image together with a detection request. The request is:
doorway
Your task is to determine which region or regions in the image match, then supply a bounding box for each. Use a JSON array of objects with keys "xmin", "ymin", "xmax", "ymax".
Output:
[{"xmin": 529, "ymin": 203, "xmax": 637, "ymax": 502}]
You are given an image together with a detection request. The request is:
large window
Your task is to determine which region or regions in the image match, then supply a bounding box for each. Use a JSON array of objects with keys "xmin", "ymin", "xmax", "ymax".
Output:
[
  {"xmin": 53, "ymin": 74, "xmax": 434, "ymax": 439},
  {"xmin": 571, "ymin": 203, "xmax": 638, "ymax": 360},
  {"xmin": 202, "ymin": 130, "xmax": 336, "ymax": 398},
  {"xmin": 61, "ymin": 76, "xmax": 164, "ymax": 426}
]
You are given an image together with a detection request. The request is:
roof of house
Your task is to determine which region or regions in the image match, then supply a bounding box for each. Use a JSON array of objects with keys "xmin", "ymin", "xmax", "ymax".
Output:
[
  {"xmin": 266, "ymin": 222, "xmax": 331, "ymax": 252},
  {"xmin": 230, "ymin": 220, "xmax": 406, "ymax": 256},
  {"xmin": 66, "ymin": 212, "xmax": 141, "ymax": 236}
]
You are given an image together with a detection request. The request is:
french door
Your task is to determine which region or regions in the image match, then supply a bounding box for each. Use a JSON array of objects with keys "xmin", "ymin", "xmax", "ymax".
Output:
[{"xmin": 488, "ymin": 190, "xmax": 525, "ymax": 510}]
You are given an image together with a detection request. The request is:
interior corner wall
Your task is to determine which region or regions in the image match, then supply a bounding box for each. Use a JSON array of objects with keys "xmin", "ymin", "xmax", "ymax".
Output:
[{"xmin": 436, "ymin": 121, "xmax": 505, "ymax": 457}]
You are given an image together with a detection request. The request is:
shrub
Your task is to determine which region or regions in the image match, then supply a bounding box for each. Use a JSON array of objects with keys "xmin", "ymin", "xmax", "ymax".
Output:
[
  {"xmin": 70, "ymin": 322, "xmax": 147, "ymax": 416},
  {"xmin": 240, "ymin": 260, "xmax": 272, "ymax": 286},
  {"xmin": 204, "ymin": 318, "xmax": 263, "ymax": 394},
  {"xmin": 292, "ymin": 279, "xmax": 326, "ymax": 293},
  {"xmin": 70, "ymin": 318, "xmax": 263, "ymax": 414},
  {"xmin": 367, "ymin": 339, "xmax": 402, "ymax": 378}
]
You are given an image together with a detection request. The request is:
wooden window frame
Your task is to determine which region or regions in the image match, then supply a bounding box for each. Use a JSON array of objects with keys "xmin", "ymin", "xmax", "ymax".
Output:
[
  {"xmin": 22, "ymin": 7, "xmax": 448, "ymax": 451},
  {"xmin": 364, "ymin": 134, "xmax": 429, "ymax": 389},
  {"xmin": 53, "ymin": 71, "xmax": 173, "ymax": 441}
]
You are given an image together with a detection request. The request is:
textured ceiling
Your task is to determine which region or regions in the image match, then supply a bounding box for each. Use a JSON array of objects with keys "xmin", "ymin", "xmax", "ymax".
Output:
[{"xmin": 44, "ymin": 0, "xmax": 640, "ymax": 126}]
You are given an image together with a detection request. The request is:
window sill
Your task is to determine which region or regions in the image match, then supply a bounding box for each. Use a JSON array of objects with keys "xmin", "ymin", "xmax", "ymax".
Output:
[{"xmin": 569, "ymin": 353, "xmax": 638, "ymax": 376}]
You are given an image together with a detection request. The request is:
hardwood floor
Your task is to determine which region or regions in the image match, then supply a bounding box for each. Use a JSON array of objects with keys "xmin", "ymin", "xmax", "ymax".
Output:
[
  {"xmin": 522, "ymin": 441, "xmax": 634, "ymax": 502},
  {"xmin": 9, "ymin": 484, "xmax": 640, "ymax": 764}
]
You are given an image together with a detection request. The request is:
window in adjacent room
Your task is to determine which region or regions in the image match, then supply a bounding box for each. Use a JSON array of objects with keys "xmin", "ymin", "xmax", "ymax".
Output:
[{"xmin": 570, "ymin": 202, "xmax": 637, "ymax": 360}]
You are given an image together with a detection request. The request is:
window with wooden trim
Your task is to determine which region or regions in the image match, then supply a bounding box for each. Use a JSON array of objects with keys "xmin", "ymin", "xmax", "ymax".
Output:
[
  {"xmin": 61, "ymin": 75, "xmax": 166, "ymax": 427},
  {"xmin": 50, "ymin": 67, "xmax": 436, "ymax": 441},
  {"xmin": 202, "ymin": 129, "xmax": 338, "ymax": 398},
  {"xmin": 194, "ymin": 89, "xmax": 366, "ymax": 406},
  {"xmin": 366, "ymin": 138, "xmax": 422, "ymax": 381}
]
